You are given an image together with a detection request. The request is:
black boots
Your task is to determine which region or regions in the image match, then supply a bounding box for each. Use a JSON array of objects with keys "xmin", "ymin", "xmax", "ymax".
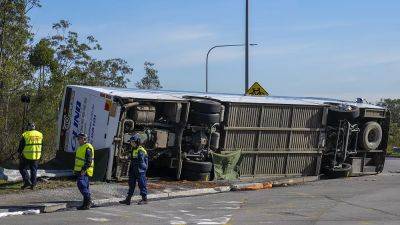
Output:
[
  {"xmin": 119, "ymin": 195, "xmax": 132, "ymax": 205},
  {"xmin": 119, "ymin": 195, "xmax": 148, "ymax": 205},
  {"xmin": 20, "ymin": 183, "xmax": 31, "ymax": 190},
  {"xmin": 137, "ymin": 195, "xmax": 148, "ymax": 205},
  {"xmin": 77, "ymin": 197, "xmax": 92, "ymax": 210}
]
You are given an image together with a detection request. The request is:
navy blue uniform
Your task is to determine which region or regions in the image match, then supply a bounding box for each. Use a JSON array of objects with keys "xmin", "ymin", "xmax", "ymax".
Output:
[{"xmin": 127, "ymin": 146, "xmax": 148, "ymax": 198}]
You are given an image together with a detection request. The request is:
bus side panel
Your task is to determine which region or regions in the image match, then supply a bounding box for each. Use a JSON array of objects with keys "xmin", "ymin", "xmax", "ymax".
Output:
[
  {"xmin": 104, "ymin": 105, "xmax": 121, "ymax": 148},
  {"xmin": 60, "ymin": 86, "xmax": 111, "ymax": 152},
  {"xmin": 58, "ymin": 86, "xmax": 77, "ymax": 152}
]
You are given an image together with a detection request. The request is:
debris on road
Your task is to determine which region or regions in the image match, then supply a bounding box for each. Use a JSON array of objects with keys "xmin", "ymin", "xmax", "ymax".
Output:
[{"xmin": 0, "ymin": 167, "xmax": 73, "ymax": 182}]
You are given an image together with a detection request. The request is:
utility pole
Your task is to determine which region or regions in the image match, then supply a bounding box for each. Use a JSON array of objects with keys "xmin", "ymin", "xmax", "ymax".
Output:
[{"xmin": 245, "ymin": 0, "xmax": 249, "ymax": 93}]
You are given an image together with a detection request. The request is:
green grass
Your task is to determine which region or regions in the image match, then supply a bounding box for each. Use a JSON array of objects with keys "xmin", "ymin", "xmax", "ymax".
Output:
[
  {"xmin": 388, "ymin": 152, "xmax": 400, "ymax": 158},
  {"xmin": 0, "ymin": 178, "xmax": 77, "ymax": 195}
]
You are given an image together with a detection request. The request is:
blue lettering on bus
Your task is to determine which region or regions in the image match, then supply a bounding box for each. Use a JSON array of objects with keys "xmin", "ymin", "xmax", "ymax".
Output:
[{"xmin": 70, "ymin": 100, "xmax": 81, "ymax": 151}]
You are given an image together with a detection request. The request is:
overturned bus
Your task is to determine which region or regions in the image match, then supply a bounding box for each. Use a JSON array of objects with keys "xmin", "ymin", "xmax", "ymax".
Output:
[{"xmin": 56, "ymin": 85, "xmax": 390, "ymax": 181}]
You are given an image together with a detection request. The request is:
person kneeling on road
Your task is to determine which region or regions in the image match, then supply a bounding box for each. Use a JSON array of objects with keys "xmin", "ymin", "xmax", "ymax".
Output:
[
  {"xmin": 74, "ymin": 133, "xmax": 95, "ymax": 210},
  {"xmin": 120, "ymin": 134, "xmax": 148, "ymax": 205}
]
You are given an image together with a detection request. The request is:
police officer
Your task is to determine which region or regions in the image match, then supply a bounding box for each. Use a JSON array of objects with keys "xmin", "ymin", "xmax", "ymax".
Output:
[
  {"xmin": 74, "ymin": 133, "xmax": 95, "ymax": 210},
  {"xmin": 119, "ymin": 134, "xmax": 148, "ymax": 205},
  {"xmin": 18, "ymin": 122, "xmax": 43, "ymax": 190}
]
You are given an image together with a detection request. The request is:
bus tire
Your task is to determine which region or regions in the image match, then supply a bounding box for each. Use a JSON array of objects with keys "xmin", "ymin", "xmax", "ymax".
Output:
[
  {"xmin": 330, "ymin": 163, "xmax": 352, "ymax": 178},
  {"xmin": 189, "ymin": 112, "xmax": 220, "ymax": 124},
  {"xmin": 191, "ymin": 99, "xmax": 221, "ymax": 114},
  {"xmin": 183, "ymin": 160, "xmax": 212, "ymax": 173},
  {"xmin": 182, "ymin": 170, "xmax": 210, "ymax": 181},
  {"xmin": 360, "ymin": 121, "xmax": 382, "ymax": 151}
]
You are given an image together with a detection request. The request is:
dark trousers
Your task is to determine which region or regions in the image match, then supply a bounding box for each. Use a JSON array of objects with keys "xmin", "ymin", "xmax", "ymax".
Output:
[
  {"xmin": 19, "ymin": 158, "xmax": 38, "ymax": 186},
  {"xmin": 77, "ymin": 174, "xmax": 91, "ymax": 199},
  {"xmin": 127, "ymin": 167, "xmax": 147, "ymax": 197}
]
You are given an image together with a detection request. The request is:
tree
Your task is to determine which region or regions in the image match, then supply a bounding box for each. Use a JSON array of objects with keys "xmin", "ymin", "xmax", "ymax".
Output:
[
  {"xmin": 136, "ymin": 61, "xmax": 162, "ymax": 89},
  {"xmin": 0, "ymin": 1, "xmax": 135, "ymax": 165},
  {"xmin": 378, "ymin": 98, "xmax": 400, "ymax": 151},
  {"xmin": 379, "ymin": 98, "xmax": 400, "ymax": 125},
  {"xmin": 47, "ymin": 20, "xmax": 132, "ymax": 96},
  {"xmin": 0, "ymin": 0, "xmax": 40, "ymax": 163},
  {"xmin": 26, "ymin": 20, "xmax": 133, "ymax": 162},
  {"xmin": 29, "ymin": 38, "xmax": 58, "ymax": 90}
]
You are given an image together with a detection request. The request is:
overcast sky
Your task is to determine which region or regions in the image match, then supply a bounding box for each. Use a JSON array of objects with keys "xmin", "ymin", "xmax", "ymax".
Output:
[{"xmin": 29, "ymin": 0, "xmax": 400, "ymax": 101}]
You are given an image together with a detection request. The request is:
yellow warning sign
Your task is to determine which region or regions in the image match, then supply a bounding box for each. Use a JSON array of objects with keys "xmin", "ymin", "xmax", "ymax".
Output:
[{"xmin": 246, "ymin": 82, "xmax": 269, "ymax": 96}]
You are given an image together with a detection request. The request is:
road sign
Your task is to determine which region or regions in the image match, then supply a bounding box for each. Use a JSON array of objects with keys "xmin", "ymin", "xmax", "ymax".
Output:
[{"xmin": 246, "ymin": 82, "xmax": 269, "ymax": 96}]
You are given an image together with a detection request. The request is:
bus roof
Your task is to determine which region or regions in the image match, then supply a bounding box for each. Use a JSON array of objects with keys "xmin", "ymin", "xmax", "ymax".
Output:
[{"xmin": 69, "ymin": 85, "xmax": 384, "ymax": 109}]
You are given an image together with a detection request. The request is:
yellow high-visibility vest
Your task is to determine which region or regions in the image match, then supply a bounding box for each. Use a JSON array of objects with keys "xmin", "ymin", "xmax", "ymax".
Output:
[
  {"xmin": 74, "ymin": 143, "xmax": 94, "ymax": 177},
  {"xmin": 22, "ymin": 130, "xmax": 43, "ymax": 160},
  {"xmin": 132, "ymin": 146, "xmax": 147, "ymax": 158}
]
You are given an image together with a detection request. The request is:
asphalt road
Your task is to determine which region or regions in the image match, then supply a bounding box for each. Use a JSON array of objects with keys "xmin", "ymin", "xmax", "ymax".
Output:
[{"xmin": 2, "ymin": 158, "xmax": 400, "ymax": 225}]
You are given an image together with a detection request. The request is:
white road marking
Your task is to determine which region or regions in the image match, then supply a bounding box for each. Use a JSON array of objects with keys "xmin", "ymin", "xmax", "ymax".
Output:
[
  {"xmin": 102, "ymin": 207, "xmax": 131, "ymax": 213},
  {"xmin": 213, "ymin": 201, "xmax": 242, "ymax": 204},
  {"xmin": 195, "ymin": 216, "xmax": 231, "ymax": 224},
  {"xmin": 170, "ymin": 220, "xmax": 187, "ymax": 224},
  {"xmin": 91, "ymin": 210, "xmax": 120, "ymax": 217},
  {"xmin": 142, "ymin": 213, "xmax": 167, "ymax": 219},
  {"xmin": 179, "ymin": 209, "xmax": 190, "ymax": 213},
  {"xmin": 219, "ymin": 206, "xmax": 240, "ymax": 210},
  {"xmin": 0, "ymin": 209, "xmax": 40, "ymax": 218},
  {"xmin": 87, "ymin": 217, "xmax": 110, "ymax": 222}
]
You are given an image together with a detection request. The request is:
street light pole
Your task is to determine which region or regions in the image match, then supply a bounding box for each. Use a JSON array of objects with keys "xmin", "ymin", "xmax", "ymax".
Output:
[
  {"xmin": 245, "ymin": 0, "xmax": 249, "ymax": 94},
  {"xmin": 205, "ymin": 43, "xmax": 257, "ymax": 93}
]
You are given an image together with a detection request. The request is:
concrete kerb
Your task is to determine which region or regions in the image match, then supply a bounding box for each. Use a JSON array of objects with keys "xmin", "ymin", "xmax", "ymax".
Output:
[
  {"xmin": 92, "ymin": 186, "xmax": 232, "ymax": 207},
  {"xmin": 271, "ymin": 176, "xmax": 319, "ymax": 187},
  {"xmin": 230, "ymin": 176, "xmax": 319, "ymax": 191},
  {"xmin": 0, "ymin": 176, "xmax": 319, "ymax": 218}
]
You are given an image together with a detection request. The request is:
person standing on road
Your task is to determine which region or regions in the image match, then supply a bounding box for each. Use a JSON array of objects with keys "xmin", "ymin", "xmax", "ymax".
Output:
[
  {"xmin": 18, "ymin": 122, "xmax": 43, "ymax": 190},
  {"xmin": 120, "ymin": 134, "xmax": 149, "ymax": 205},
  {"xmin": 74, "ymin": 133, "xmax": 95, "ymax": 210}
]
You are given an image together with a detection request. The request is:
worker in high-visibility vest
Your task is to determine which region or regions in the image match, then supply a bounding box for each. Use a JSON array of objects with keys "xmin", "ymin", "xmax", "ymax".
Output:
[
  {"xmin": 18, "ymin": 122, "xmax": 43, "ymax": 190},
  {"xmin": 119, "ymin": 134, "xmax": 148, "ymax": 205},
  {"xmin": 74, "ymin": 133, "xmax": 95, "ymax": 210}
]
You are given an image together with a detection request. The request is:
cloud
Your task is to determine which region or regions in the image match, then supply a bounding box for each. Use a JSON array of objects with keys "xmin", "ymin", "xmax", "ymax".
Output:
[
  {"xmin": 308, "ymin": 52, "xmax": 400, "ymax": 69},
  {"xmin": 156, "ymin": 42, "xmax": 316, "ymax": 69},
  {"xmin": 289, "ymin": 22, "xmax": 354, "ymax": 32},
  {"xmin": 164, "ymin": 25, "xmax": 215, "ymax": 42},
  {"xmin": 157, "ymin": 46, "xmax": 247, "ymax": 69},
  {"xmin": 253, "ymin": 43, "xmax": 315, "ymax": 57}
]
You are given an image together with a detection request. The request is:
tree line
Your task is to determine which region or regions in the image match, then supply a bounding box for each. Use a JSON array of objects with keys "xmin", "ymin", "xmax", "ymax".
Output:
[
  {"xmin": 379, "ymin": 99, "xmax": 400, "ymax": 152},
  {"xmin": 0, "ymin": 0, "xmax": 161, "ymax": 164},
  {"xmin": 0, "ymin": 1, "xmax": 398, "ymax": 166}
]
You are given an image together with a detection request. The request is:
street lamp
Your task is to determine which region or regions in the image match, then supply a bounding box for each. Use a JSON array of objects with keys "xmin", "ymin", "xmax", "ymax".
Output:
[{"xmin": 205, "ymin": 43, "xmax": 257, "ymax": 93}]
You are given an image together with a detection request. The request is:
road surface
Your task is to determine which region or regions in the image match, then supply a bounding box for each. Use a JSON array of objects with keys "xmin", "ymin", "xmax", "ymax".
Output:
[{"xmin": 2, "ymin": 157, "xmax": 400, "ymax": 225}]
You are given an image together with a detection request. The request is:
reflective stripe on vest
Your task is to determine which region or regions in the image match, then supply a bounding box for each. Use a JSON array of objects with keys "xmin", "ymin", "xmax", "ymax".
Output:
[
  {"xmin": 22, "ymin": 130, "xmax": 43, "ymax": 160},
  {"xmin": 74, "ymin": 143, "xmax": 95, "ymax": 177},
  {"xmin": 132, "ymin": 146, "xmax": 147, "ymax": 158}
]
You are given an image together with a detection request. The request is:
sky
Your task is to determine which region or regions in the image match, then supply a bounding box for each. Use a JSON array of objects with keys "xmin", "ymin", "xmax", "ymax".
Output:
[{"xmin": 29, "ymin": 0, "xmax": 400, "ymax": 101}]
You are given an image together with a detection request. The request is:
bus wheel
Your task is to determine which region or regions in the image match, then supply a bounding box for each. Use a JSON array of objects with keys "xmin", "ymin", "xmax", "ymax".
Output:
[
  {"xmin": 360, "ymin": 121, "xmax": 382, "ymax": 151},
  {"xmin": 330, "ymin": 163, "xmax": 352, "ymax": 178},
  {"xmin": 183, "ymin": 160, "xmax": 212, "ymax": 173},
  {"xmin": 191, "ymin": 99, "xmax": 221, "ymax": 114},
  {"xmin": 182, "ymin": 170, "xmax": 210, "ymax": 181}
]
